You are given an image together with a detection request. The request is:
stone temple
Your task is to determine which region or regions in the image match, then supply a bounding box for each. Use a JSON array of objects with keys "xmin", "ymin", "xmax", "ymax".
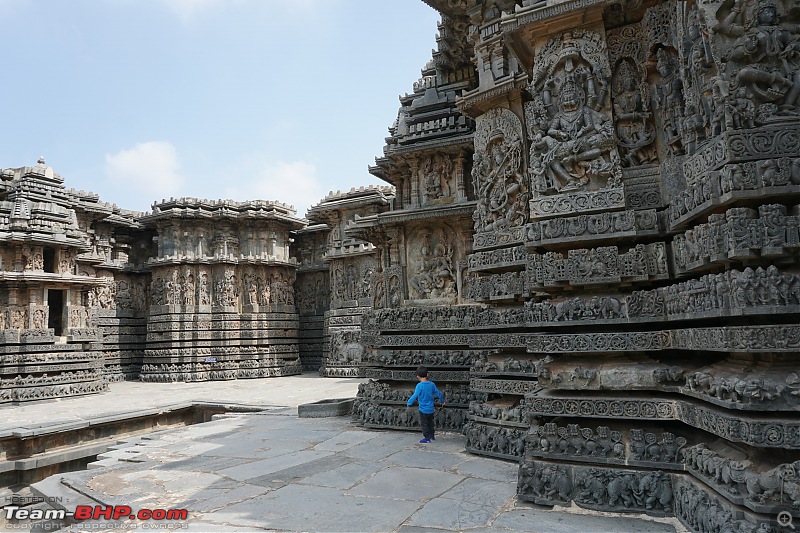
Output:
[{"xmin": 2, "ymin": 0, "xmax": 800, "ymax": 530}]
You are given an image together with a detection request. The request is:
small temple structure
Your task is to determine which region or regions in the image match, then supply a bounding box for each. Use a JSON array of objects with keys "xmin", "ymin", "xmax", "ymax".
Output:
[{"xmin": 3, "ymin": 0, "xmax": 800, "ymax": 530}]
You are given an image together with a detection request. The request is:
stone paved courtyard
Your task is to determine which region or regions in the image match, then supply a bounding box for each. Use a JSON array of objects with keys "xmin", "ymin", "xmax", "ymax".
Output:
[{"xmin": 3, "ymin": 375, "xmax": 685, "ymax": 532}]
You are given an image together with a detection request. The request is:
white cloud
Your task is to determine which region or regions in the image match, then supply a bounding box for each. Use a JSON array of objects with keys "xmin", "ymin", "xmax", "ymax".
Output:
[
  {"xmin": 161, "ymin": 0, "xmax": 327, "ymax": 24},
  {"xmin": 161, "ymin": 0, "xmax": 242, "ymax": 23},
  {"xmin": 105, "ymin": 141, "xmax": 185, "ymax": 205},
  {"xmin": 224, "ymin": 159, "xmax": 323, "ymax": 217}
]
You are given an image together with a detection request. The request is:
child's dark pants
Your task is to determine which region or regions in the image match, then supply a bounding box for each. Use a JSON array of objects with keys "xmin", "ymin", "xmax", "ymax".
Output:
[{"xmin": 420, "ymin": 412, "xmax": 435, "ymax": 439}]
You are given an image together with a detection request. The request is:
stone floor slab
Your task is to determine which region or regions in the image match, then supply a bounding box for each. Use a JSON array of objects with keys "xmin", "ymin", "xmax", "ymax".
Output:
[
  {"xmin": 341, "ymin": 431, "xmax": 413, "ymax": 460},
  {"xmin": 178, "ymin": 483, "xmax": 270, "ymax": 513},
  {"xmin": 206, "ymin": 484, "xmax": 423, "ymax": 532},
  {"xmin": 313, "ymin": 429, "xmax": 383, "ymax": 451},
  {"xmin": 443, "ymin": 477, "xmax": 517, "ymax": 508},
  {"xmin": 299, "ymin": 459, "xmax": 388, "ymax": 489},
  {"xmin": 246, "ymin": 453, "xmax": 355, "ymax": 489},
  {"xmin": 407, "ymin": 496, "xmax": 499, "ymax": 530},
  {"xmin": 489, "ymin": 507, "xmax": 679, "ymax": 533},
  {"xmin": 349, "ymin": 466, "xmax": 462, "ymax": 501},
  {"xmin": 217, "ymin": 449, "xmax": 334, "ymax": 481},
  {"xmin": 455, "ymin": 456, "xmax": 519, "ymax": 482},
  {"xmin": 385, "ymin": 448, "xmax": 467, "ymax": 471}
]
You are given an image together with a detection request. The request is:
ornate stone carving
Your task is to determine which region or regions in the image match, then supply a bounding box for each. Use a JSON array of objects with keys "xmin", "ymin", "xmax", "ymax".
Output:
[
  {"xmin": 526, "ymin": 209, "xmax": 660, "ymax": 247},
  {"xmin": 682, "ymin": 444, "xmax": 800, "ymax": 514},
  {"xmin": 653, "ymin": 46, "xmax": 687, "ymax": 155},
  {"xmin": 714, "ymin": 0, "xmax": 800, "ymax": 122},
  {"xmin": 527, "ymin": 29, "xmax": 620, "ymax": 200},
  {"xmin": 529, "ymin": 188, "xmax": 626, "ymax": 219},
  {"xmin": 472, "ymin": 108, "xmax": 528, "ymax": 244},
  {"xmin": 672, "ymin": 204, "xmax": 800, "ymax": 273},
  {"xmin": 464, "ymin": 421, "xmax": 527, "ymax": 459},
  {"xmin": 467, "ymin": 245, "xmax": 526, "ymax": 272},
  {"xmin": 470, "ymin": 377, "xmax": 541, "ymax": 395},
  {"xmin": 420, "ymin": 153, "xmax": 455, "ymax": 203},
  {"xmin": 673, "ymin": 476, "xmax": 769, "ymax": 533},
  {"xmin": 526, "ymin": 242, "xmax": 669, "ymax": 290},
  {"xmin": 369, "ymin": 349, "xmax": 484, "ymax": 367},
  {"xmin": 525, "ymin": 295, "xmax": 627, "ymax": 325},
  {"xmin": 407, "ymin": 227, "xmax": 457, "ymax": 301},
  {"xmin": 607, "ymin": 22, "xmax": 658, "ymax": 167},
  {"xmin": 574, "ymin": 468, "xmax": 673, "ymax": 513},
  {"xmin": 526, "ymin": 331, "xmax": 671, "ymax": 353},
  {"xmin": 466, "ymin": 271, "xmax": 525, "ymax": 301},
  {"xmin": 328, "ymin": 329, "xmax": 364, "ymax": 365}
]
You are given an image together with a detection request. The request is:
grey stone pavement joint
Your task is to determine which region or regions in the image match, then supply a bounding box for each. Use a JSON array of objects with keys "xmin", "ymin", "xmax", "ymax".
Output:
[{"xmin": 3, "ymin": 375, "xmax": 685, "ymax": 532}]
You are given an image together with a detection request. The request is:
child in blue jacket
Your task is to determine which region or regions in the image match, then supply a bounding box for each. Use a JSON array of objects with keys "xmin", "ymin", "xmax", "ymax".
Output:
[{"xmin": 406, "ymin": 366, "xmax": 445, "ymax": 443}]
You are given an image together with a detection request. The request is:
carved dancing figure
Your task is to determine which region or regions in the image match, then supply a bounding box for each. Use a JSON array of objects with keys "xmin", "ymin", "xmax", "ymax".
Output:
[{"xmin": 716, "ymin": 0, "xmax": 800, "ymax": 113}]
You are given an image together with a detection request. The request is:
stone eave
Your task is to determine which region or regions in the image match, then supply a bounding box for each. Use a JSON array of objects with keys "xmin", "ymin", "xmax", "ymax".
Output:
[
  {"xmin": 420, "ymin": 0, "xmax": 465, "ymax": 18},
  {"xmin": 146, "ymin": 257, "xmax": 300, "ymax": 268},
  {"xmin": 322, "ymin": 242, "xmax": 378, "ymax": 262},
  {"xmin": 306, "ymin": 195, "xmax": 393, "ymax": 220},
  {"xmin": 457, "ymin": 74, "xmax": 529, "ymax": 117},
  {"xmin": 138, "ymin": 209, "xmax": 307, "ymax": 230},
  {"xmin": 498, "ymin": 0, "xmax": 611, "ymax": 35},
  {"xmin": 368, "ymin": 162, "xmax": 393, "ymax": 185},
  {"xmin": 297, "ymin": 264, "xmax": 329, "ymax": 273},
  {"xmin": 348, "ymin": 201, "xmax": 476, "ymax": 233},
  {"xmin": 0, "ymin": 232, "xmax": 91, "ymax": 251},
  {"xmin": 0, "ymin": 272, "xmax": 107, "ymax": 285},
  {"xmin": 386, "ymin": 132, "xmax": 474, "ymax": 158},
  {"xmin": 293, "ymin": 223, "xmax": 329, "ymax": 235}
]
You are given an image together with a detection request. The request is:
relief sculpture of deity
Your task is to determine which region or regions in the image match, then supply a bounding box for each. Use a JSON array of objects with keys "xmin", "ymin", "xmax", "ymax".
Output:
[
  {"xmin": 408, "ymin": 229, "xmax": 457, "ymax": 300},
  {"xmin": 527, "ymin": 30, "xmax": 621, "ymax": 197},
  {"xmin": 613, "ymin": 59, "xmax": 657, "ymax": 166},
  {"xmin": 472, "ymin": 108, "xmax": 528, "ymax": 234},
  {"xmin": 422, "ymin": 154, "xmax": 453, "ymax": 202},
  {"xmin": 715, "ymin": 0, "xmax": 800, "ymax": 121},
  {"xmin": 653, "ymin": 48, "xmax": 687, "ymax": 154}
]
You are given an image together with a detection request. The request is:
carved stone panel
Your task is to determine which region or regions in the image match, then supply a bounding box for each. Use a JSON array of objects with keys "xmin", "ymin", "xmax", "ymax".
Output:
[
  {"xmin": 472, "ymin": 107, "xmax": 528, "ymax": 249},
  {"xmin": 526, "ymin": 27, "xmax": 622, "ymax": 220}
]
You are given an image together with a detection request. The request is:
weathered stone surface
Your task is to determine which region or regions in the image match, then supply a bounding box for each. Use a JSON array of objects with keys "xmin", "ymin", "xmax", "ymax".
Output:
[
  {"xmin": 4, "ymin": 0, "xmax": 800, "ymax": 529},
  {"xmin": 353, "ymin": 0, "xmax": 800, "ymax": 529}
]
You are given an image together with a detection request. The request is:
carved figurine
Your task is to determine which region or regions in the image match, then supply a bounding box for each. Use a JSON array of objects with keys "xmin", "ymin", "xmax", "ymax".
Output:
[{"xmin": 715, "ymin": 0, "xmax": 800, "ymax": 116}]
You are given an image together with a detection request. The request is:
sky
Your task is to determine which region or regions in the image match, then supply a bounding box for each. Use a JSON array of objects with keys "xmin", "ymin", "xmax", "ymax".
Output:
[{"xmin": 0, "ymin": 0, "xmax": 442, "ymax": 216}]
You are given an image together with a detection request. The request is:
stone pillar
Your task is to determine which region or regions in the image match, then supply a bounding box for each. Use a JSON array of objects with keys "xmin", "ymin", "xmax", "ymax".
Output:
[
  {"xmin": 455, "ymin": 150, "xmax": 467, "ymax": 203},
  {"xmin": 409, "ymin": 158, "xmax": 420, "ymax": 208}
]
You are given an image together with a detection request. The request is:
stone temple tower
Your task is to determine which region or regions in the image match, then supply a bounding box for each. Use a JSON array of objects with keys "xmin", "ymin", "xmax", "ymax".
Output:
[
  {"xmin": 137, "ymin": 198, "xmax": 305, "ymax": 382},
  {"xmin": 355, "ymin": 0, "xmax": 800, "ymax": 530}
]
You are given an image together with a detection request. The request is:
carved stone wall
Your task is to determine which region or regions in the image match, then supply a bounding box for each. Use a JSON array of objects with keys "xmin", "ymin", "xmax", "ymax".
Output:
[
  {"xmin": 348, "ymin": 11, "xmax": 479, "ymax": 432},
  {"xmin": 0, "ymin": 162, "xmax": 154, "ymax": 401},
  {"xmin": 305, "ymin": 187, "xmax": 394, "ymax": 377},
  {"xmin": 379, "ymin": 0, "xmax": 800, "ymax": 530},
  {"xmin": 293, "ymin": 224, "xmax": 329, "ymax": 371},
  {"xmin": 137, "ymin": 199, "xmax": 305, "ymax": 382}
]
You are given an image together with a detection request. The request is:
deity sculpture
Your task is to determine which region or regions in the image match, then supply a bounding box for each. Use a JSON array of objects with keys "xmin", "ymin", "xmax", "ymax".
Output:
[
  {"xmin": 473, "ymin": 138, "xmax": 527, "ymax": 231},
  {"xmin": 653, "ymin": 48, "xmax": 686, "ymax": 154},
  {"xmin": 422, "ymin": 154, "xmax": 453, "ymax": 202},
  {"xmin": 532, "ymin": 71, "xmax": 616, "ymax": 192},
  {"xmin": 409, "ymin": 232, "xmax": 456, "ymax": 300},
  {"xmin": 612, "ymin": 59, "xmax": 657, "ymax": 166},
  {"xmin": 715, "ymin": 0, "xmax": 800, "ymax": 117}
]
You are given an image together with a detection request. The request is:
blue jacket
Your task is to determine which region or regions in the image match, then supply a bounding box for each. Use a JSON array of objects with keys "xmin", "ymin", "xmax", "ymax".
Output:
[{"xmin": 407, "ymin": 380, "xmax": 444, "ymax": 414}]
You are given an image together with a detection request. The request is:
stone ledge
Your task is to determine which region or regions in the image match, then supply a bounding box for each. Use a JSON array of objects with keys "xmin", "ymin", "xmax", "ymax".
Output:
[{"xmin": 298, "ymin": 398, "xmax": 354, "ymax": 418}]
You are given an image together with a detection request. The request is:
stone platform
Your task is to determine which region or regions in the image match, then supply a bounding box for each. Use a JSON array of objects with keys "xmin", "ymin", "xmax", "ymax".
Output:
[{"xmin": 0, "ymin": 375, "xmax": 682, "ymax": 532}]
